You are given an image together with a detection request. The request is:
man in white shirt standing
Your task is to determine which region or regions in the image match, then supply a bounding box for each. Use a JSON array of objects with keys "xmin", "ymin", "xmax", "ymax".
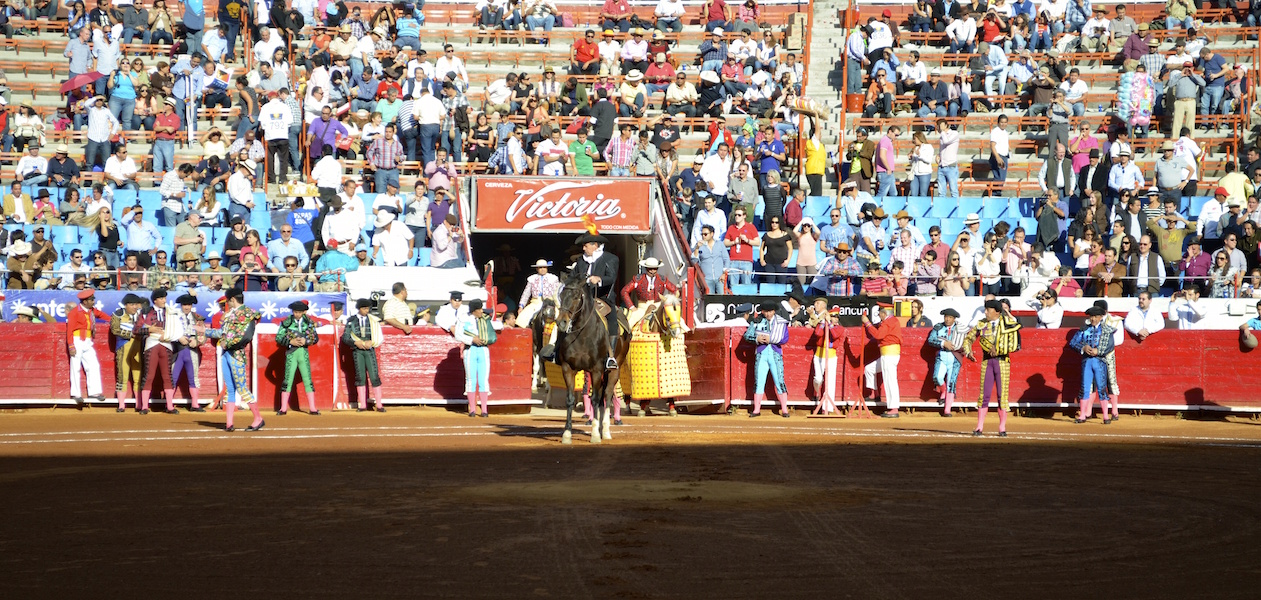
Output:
[
  {"xmin": 258, "ymin": 91, "xmax": 293, "ymax": 185},
  {"xmin": 226, "ymin": 160, "xmax": 256, "ymax": 223},
  {"xmin": 699, "ymin": 142, "xmax": 734, "ymax": 207},
  {"xmin": 322, "ymin": 193, "xmax": 362, "ymax": 256},
  {"xmin": 311, "ymin": 148, "xmax": 343, "ymax": 204},
  {"xmin": 370, "ymin": 211, "xmax": 415, "ymax": 267},
  {"xmin": 413, "ymin": 87, "xmax": 446, "ymax": 168},
  {"xmin": 1196, "ymin": 186, "xmax": 1228, "ymax": 248},
  {"xmin": 1168, "ymin": 284, "xmax": 1209, "ymax": 329},
  {"xmin": 1106, "ymin": 149, "xmax": 1144, "ymax": 203},
  {"xmin": 989, "ymin": 115, "xmax": 1010, "ymax": 191},
  {"xmin": 1124, "ymin": 291, "xmax": 1165, "ymax": 341}
]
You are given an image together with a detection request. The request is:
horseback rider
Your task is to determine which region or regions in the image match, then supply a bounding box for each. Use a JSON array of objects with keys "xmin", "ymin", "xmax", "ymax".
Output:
[
  {"xmin": 518, "ymin": 258, "xmax": 562, "ymax": 326},
  {"xmin": 620, "ymin": 256, "xmax": 679, "ymax": 328},
  {"xmin": 576, "ymin": 231, "xmax": 621, "ymax": 370}
]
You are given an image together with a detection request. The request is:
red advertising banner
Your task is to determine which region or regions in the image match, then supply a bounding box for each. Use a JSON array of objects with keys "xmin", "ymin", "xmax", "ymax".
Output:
[{"xmin": 473, "ymin": 176, "xmax": 654, "ymax": 233}]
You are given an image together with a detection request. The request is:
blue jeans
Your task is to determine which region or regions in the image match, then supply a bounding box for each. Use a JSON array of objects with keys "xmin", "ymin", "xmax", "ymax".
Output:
[
  {"xmin": 910, "ymin": 174, "xmax": 931, "ymax": 196},
  {"xmin": 1070, "ymin": 101, "xmax": 1085, "ymax": 117},
  {"xmin": 938, "ymin": 165, "xmax": 959, "ymax": 198},
  {"xmin": 348, "ymin": 57, "xmax": 364, "ymax": 82},
  {"xmin": 109, "ymin": 96, "xmax": 135, "ymax": 130},
  {"xmin": 948, "ymin": 39, "xmax": 974, "ymax": 53},
  {"xmin": 1200, "ymin": 85, "xmax": 1224, "ymax": 118},
  {"xmin": 288, "ymin": 124, "xmax": 302, "ymax": 169},
  {"xmin": 1004, "ymin": 33, "xmax": 1027, "ymax": 53},
  {"xmin": 656, "ymin": 17, "xmax": 682, "ymax": 32},
  {"xmin": 729, "ymin": 260, "xmax": 753, "ymax": 286},
  {"xmin": 948, "ymin": 94, "xmax": 972, "ymax": 117},
  {"xmin": 525, "ymin": 14, "xmax": 553, "ymax": 42},
  {"xmin": 618, "ymin": 92, "xmax": 646, "ymax": 116},
  {"xmin": 85, "ymin": 139, "xmax": 111, "ymax": 168},
  {"xmin": 120, "ymin": 27, "xmax": 151, "ymax": 44},
  {"xmin": 1029, "ymin": 29, "xmax": 1052, "ymax": 51},
  {"xmin": 917, "ymin": 105, "xmax": 947, "ymax": 119},
  {"xmin": 227, "ymin": 201, "xmax": 251, "ymax": 224},
  {"xmin": 374, "ymin": 167, "xmax": 399, "ymax": 192},
  {"xmin": 418, "ymin": 123, "xmax": 440, "ymax": 166},
  {"xmin": 351, "ymin": 98, "xmax": 377, "ymax": 114},
  {"xmin": 704, "ymin": 276, "xmax": 722, "ymax": 295},
  {"xmin": 394, "ymin": 36, "xmax": 422, "ymax": 50},
  {"xmin": 160, "ymin": 207, "xmax": 184, "ymax": 226},
  {"xmin": 1166, "ymin": 16, "xmax": 1194, "ymax": 29},
  {"xmin": 440, "ymin": 126, "xmax": 463, "ymax": 162},
  {"xmin": 875, "ymin": 172, "xmax": 896, "ymax": 198},
  {"xmin": 150, "ymin": 29, "xmax": 173, "ymax": 45},
  {"xmin": 846, "ymin": 55, "xmax": 862, "ymax": 94},
  {"xmin": 23, "ymin": 174, "xmax": 47, "ymax": 186},
  {"xmin": 602, "ymin": 17, "xmax": 631, "ymax": 32},
  {"xmin": 608, "ymin": 166, "xmax": 630, "ymax": 177},
  {"xmin": 705, "ymin": 20, "xmax": 727, "ymax": 33},
  {"xmin": 990, "ymin": 154, "xmax": 1008, "ymax": 183},
  {"xmin": 153, "ymin": 139, "xmax": 175, "ymax": 173},
  {"xmin": 401, "ymin": 127, "xmax": 418, "ymax": 161},
  {"xmin": 235, "ymin": 115, "xmax": 256, "ymax": 140},
  {"xmin": 702, "ymin": 59, "xmax": 722, "ymax": 73}
]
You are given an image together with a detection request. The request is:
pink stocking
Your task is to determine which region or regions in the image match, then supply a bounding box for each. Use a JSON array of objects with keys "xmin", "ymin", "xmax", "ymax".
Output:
[
  {"xmin": 582, "ymin": 393, "xmax": 592, "ymax": 420},
  {"xmin": 1111, "ymin": 393, "xmax": 1119, "ymax": 418},
  {"xmin": 280, "ymin": 391, "xmax": 291, "ymax": 413},
  {"xmin": 975, "ymin": 401, "xmax": 989, "ymax": 432},
  {"xmin": 225, "ymin": 401, "xmax": 236, "ymax": 429},
  {"xmin": 774, "ymin": 388, "xmax": 789, "ymax": 414},
  {"xmin": 164, "ymin": 389, "xmax": 175, "ymax": 412},
  {"xmin": 1080, "ymin": 393, "xmax": 1094, "ymax": 420},
  {"xmin": 189, "ymin": 387, "xmax": 200, "ymax": 410},
  {"xmin": 360, "ymin": 386, "xmax": 369, "ymax": 410},
  {"xmin": 248, "ymin": 402, "xmax": 262, "ymax": 427},
  {"xmin": 479, "ymin": 391, "xmax": 489, "ymax": 414},
  {"xmin": 998, "ymin": 405, "xmax": 1008, "ymax": 432},
  {"xmin": 752, "ymin": 393, "xmax": 764, "ymax": 415},
  {"xmin": 944, "ymin": 391, "xmax": 954, "ymax": 414},
  {"xmin": 118, "ymin": 385, "xmax": 130, "ymax": 410},
  {"xmin": 467, "ymin": 392, "xmax": 477, "ymax": 414},
  {"xmin": 372, "ymin": 387, "xmax": 383, "ymax": 410},
  {"xmin": 612, "ymin": 394, "xmax": 623, "ymax": 419},
  {"xmin": 139, "ymin": 390, "xmax": 151, "ymax": 412}
]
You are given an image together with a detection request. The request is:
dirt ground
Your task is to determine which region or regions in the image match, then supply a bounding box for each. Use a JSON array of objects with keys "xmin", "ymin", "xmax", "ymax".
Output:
[{"xmin": 1, "ymin": 406, "xmax": 1260, "ymax": 599}]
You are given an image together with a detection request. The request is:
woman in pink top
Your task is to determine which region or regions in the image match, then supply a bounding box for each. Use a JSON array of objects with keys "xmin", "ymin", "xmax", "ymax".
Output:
[
  {"xmin": 793, "ymin": 217, "xmax": 820, "ymax": 286},
  {"xmin": 1067, "ymin": 121, "xmax": 1098, "ymax": 173}
]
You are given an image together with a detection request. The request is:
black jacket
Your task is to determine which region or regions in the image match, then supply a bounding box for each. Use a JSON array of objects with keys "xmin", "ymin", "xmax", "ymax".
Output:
[
  {"xmin": 1077, "ymin": 162, "xmax": 1108, "ymax": 199},
  {"xmin": 589, "ymin": 99, "xmax": 617, "ymax": 140},
  {"xmin": 581, "ymin": 252, "xmax": 620, "ymax": 305}
]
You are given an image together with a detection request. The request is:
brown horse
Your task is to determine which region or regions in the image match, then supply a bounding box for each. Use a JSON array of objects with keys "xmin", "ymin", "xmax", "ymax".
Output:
[{"xmin": 554, "ymin": 271, "xmax": 630, "ymax": 444}]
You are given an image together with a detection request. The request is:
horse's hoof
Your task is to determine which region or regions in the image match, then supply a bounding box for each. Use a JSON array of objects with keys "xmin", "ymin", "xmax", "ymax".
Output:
[
  {"xmin": 591, "ymin": 430, "xmax": 602, "ymax": 444},
  {"xmin": 636, "ymin": 409, "xmax": 646, "ymax": 418},
  {"xmin": 561, "ymin": 430, "xmax": 572, "ymax": 444}
]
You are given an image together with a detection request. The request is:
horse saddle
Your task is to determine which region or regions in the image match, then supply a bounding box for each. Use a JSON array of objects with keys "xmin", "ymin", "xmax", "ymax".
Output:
[{"xmin": 593, "ymin": 298, "xmax": 630, "ymax": 336}]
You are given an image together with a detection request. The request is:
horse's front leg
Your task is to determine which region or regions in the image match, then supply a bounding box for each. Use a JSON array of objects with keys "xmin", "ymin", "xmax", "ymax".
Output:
[
  {"xmin": 562, "ymin": 367, "xmax": 575, "ymax": 445},
  {"xmin": 590, "ymin": 373, "xmax": 603, "ymax": 444}
]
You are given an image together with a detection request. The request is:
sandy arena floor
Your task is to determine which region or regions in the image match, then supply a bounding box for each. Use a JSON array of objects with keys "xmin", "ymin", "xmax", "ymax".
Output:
[{"xmin": 1, "ymin": 406, "xmax": 1259, "ymax": 599}]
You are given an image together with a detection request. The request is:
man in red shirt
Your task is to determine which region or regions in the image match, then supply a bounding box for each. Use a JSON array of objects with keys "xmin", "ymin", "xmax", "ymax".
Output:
[
  {"xmin": 723, "ymin": 205, "xmax": 760, "ymax": 288},
  {"xmin": 702, "ymin": 0, "xmax": 732, "ymax": 32},
  {"xmin": 600, "ymin": 0, "xmax": 633, "ymax": 32},
  {"xmin": 861, "ymin": 303, "xmax": 903, "ymax": 418},
  {"xmin": 152, "ymin": 98, "xmax": 182, "ymax": 175},
  {"xmin": 919, "ymin": 225, "xmax": 951, "ymax": 270},
  {"xmin": 570, "ymin": 29, "xmax": 601, "ymax": 75},
  {"xmin": 67, "ymin": 289, "xmax": 111, "ymax": 404}
]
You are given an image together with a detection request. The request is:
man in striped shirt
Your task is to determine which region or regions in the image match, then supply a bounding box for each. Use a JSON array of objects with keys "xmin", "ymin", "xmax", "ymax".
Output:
[
  {"xmin": 367, "ymin": 123, "xmax": 404, "ymax": 193},
  {"xmin": 602, "ymin": 124, "xmax": 635, "ymax": 177}
]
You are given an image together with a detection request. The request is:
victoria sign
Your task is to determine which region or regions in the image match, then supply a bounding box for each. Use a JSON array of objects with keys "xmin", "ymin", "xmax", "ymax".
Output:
[{"xmin": 473, "ymin": 176, "xmax": 653, "ymax": 233}]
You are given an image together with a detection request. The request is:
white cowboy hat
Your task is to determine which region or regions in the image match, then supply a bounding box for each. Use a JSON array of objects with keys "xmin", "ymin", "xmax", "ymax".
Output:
[
  {"xmin": 374, "ymin": 211, "xmax": 395, "ymax": 228},
  {"xmin": 531, "ymin": 259, "xmax": 553, "ymax": 268},
  {"xmin": 626, "ymin": 69, "xmax": 643, "ymax": 82},
  {"xmin": 639, "ymin": 257, "xmax": 664, "ymax": 269},
  {"xmin": 13, "ymin": 306, "xmax": 35, "ymax": 318},
  {"xmin": 699, "ymin": 70, "xmax": 721, "ymax": 84},
  {"xmin": 9, "ymin": 240, "xmax": 31, "ymax": 256}
]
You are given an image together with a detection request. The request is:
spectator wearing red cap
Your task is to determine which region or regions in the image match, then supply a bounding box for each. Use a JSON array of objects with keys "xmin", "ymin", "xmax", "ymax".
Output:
[
  {"xmin": 67, "ymin": 289, "xmax": 111, "ymax": 405},
  {"xmin": 1197, "ymin": 186, "xmax": 1230, "ymax": 253}
]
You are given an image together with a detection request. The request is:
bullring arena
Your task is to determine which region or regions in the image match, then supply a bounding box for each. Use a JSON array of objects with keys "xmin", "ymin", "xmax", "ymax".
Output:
[{"xmin": 4, "ymin": 394, "xmax": 1261, "ymax": 598}]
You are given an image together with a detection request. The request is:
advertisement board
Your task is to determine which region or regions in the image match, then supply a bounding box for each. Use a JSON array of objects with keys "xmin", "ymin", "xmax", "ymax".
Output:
[{"xmin": 473, "ymin": 176, "xmax": 653, "ymax": 233}]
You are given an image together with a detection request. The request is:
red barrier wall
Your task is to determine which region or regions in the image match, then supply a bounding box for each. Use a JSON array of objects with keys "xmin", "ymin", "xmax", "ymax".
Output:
[{"xmin": 5, "ymin": 323, "xmax": 1259, "ymax": 410}]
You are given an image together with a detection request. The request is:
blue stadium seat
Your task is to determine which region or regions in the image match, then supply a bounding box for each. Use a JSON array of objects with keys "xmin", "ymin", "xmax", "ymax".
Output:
[
  {"xmin": 906, "ymin": 196, "xmax": 933, "ymax": 219},
  {"xmin": 956, "ymin": 197, "xmax": 983, "ymax": 219},
  {"xmin": 805, "ymin": 196, "xmax": 832, "ymax": 222},
  {"xmin": 1188, "ymin": 196, "xmax": 1210, "ymax": 217},
  {"xmin": 880, "ymin": 196, "xmax": 906, "ymax": 215},
  {"xmin": 981, "ymin": 199, "xmax": 1007, "ymax": 219},
  {"xmin": 156, "ymin": 226, "xmax": 175, "ymax": 246},
  {"xmin": 940, "ymin": 218, "xmax": 964, "ymax": 240},
  {"xmin": 414, "ymin": 247, "xmax": 431, "ymax": 267},
  {"xmin": 758, "ymin": 283, "xmax": 787, "ymax": 295},
  {"xmin": 60, "ymin": 244, "xmax": 88, "ymax": 263},
  {"xmin": 878, "ymin": 248, "xmax": 891, "ymax": 268},
  {"xmin": 786, "ymin": 249, "xmax": 798, "ymax": 269},
  {"xmin": 1019, "ymin": 218, "xmax": 1037, "ymax": 233},
  {"xmin": 1011, "ymin": 198, "xmax": 1036, "ymax": 219},
  {"xmin": 48, "ymin": 225, "xmax": 76, "ymax": 245},
  {"xmin": 730, "ymin": 283, "xmax": 758, "ymax": 295},
  {"xmin": 928, "ymin": 200, "xmax": 956, "ymax": 218},
  {"xmin": 916, "ymin": 217, "xmax": 940, "ymax": 233}
]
